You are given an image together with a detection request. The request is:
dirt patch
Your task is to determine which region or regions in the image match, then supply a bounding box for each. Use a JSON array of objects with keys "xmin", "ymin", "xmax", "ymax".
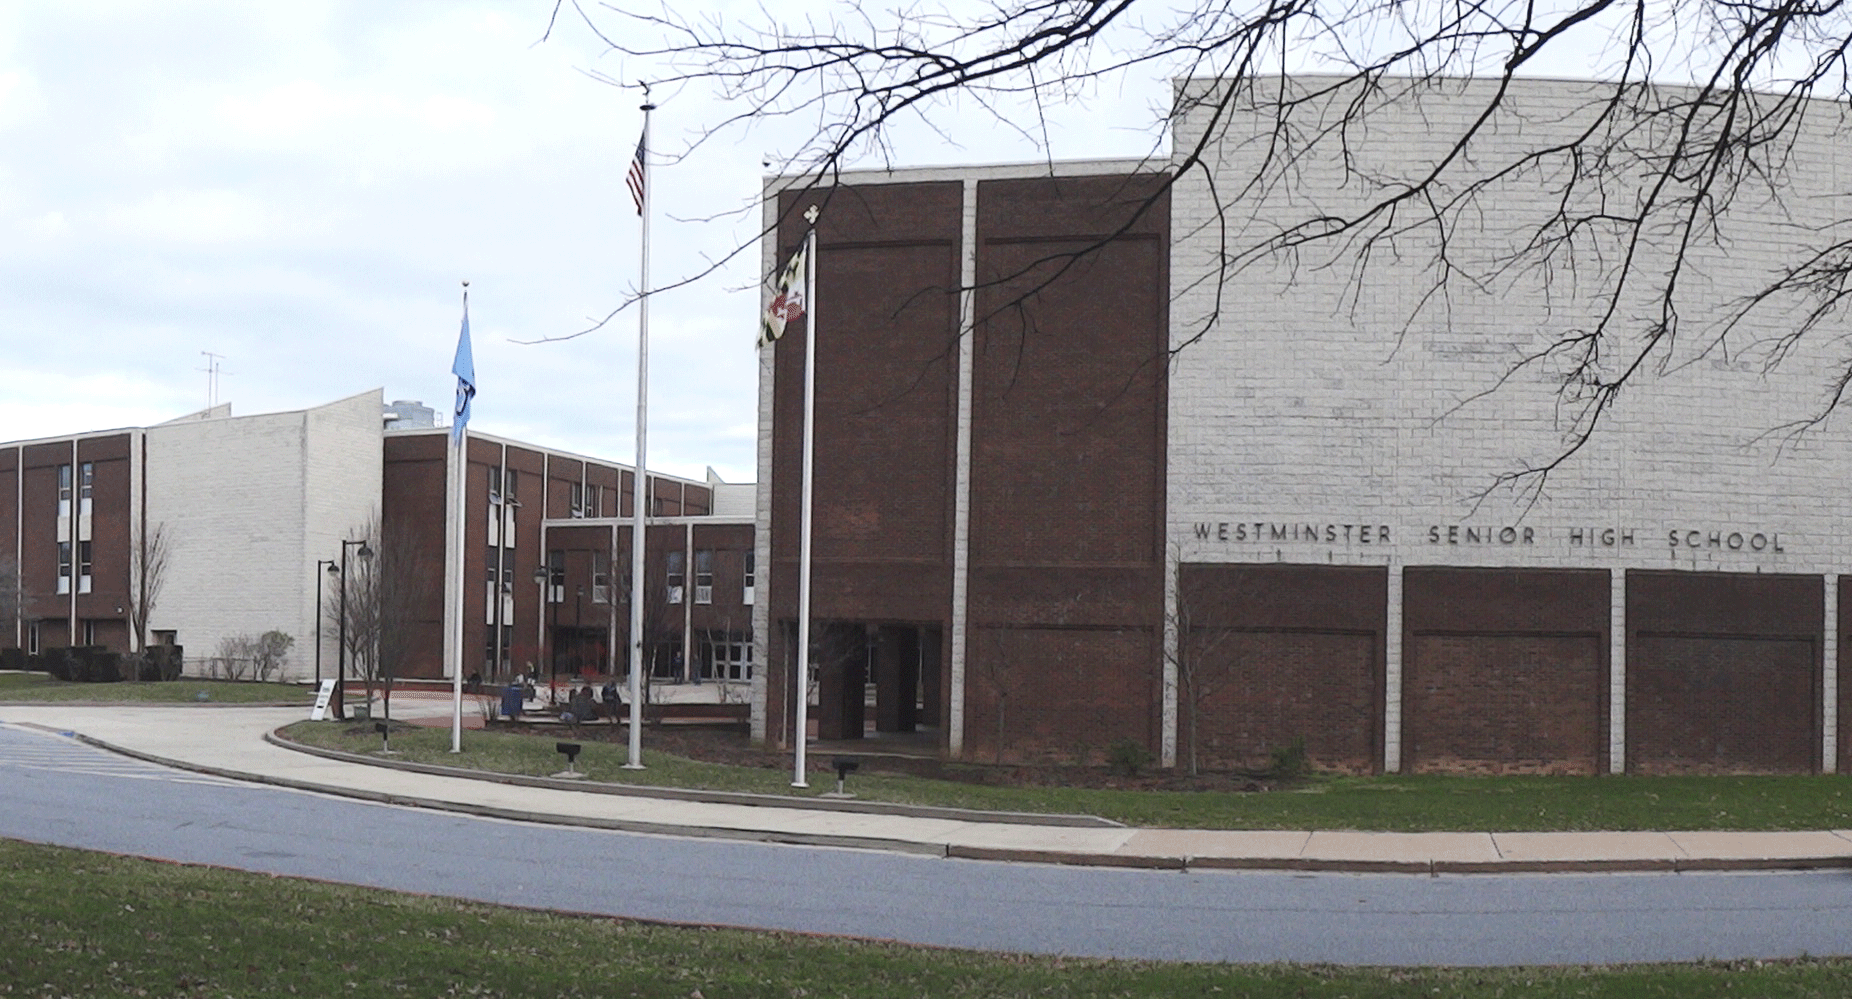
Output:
[{"xmin": 491, "ymin": 720, "xmax": 1285, "ymax": 793}]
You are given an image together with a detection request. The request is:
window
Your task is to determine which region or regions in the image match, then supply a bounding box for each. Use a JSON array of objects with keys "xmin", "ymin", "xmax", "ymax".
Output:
[
  {"xmin": 77, "ymin": 541, "xmax": 92, "ymax": 595},
  {"xmin": 78, "ymin": 463, "xmax": 93, "ymax": 516},
  {"xmin": 588, "ymin": 484, "xmax": 602, "ymax": 517},
  {"xmin": 56, "ymin": 542, "xmax": 71, "ymax": 594},
  {"xmin": 547, "ymin": 549, "xmax": 564, "ymax": 602},
  {"xmin": 592, "ymin": 552, "xmax": 611, "ymax": 604},
  {"xmin": 698, "ymin": 629, "xmax": 754, "ymax": 681},
  {"xmin": 152, "ymin": 630, "xmax": 176, "ymax": 646},
  {"xmin": 504, "ymin": 469, "xmax": 517, "ymax": 505},
  {"xmin": 81, "ymin": 619, "xmax": 96, "ymax": 646},
  {"xmin": 665, "ymin": 551, "xmax": 684, "ymax": 604},
  {"xmin": 57, "ymin": 464, "xmax": 71, "ymax": 518},
  {"xmin": 569, "ymin": 483, "xmax": 586, "ymax": 518},
  {"xmin": 743, "ymin": 550, "xmax": 755, "ymax": 605},
  {"xmin": 694, "ymin": 550, "xmax": 713, "ymax": 604},
  {"xmin": 488, "ymin": 466, "xmax": 503, "ymax": 504},
  {"xmin": 27, "ymin": 621, "xmax": 40, "ymax": 655}
]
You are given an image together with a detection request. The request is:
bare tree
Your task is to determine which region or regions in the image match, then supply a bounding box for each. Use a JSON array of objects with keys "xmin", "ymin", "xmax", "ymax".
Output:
[
  {"xmin": 375, "ymin": 526, "xmax": 436, "ymax": 720},
  {"xmin": 324, "ymin": 518, "xmax": 434, "ymax": 722},
  {"xmin": 126, "ymin": 521, "xmax": 169, "ymax": 653},
  {"xmin": 1168, "ymin": 562, "xmax": 1240, "ymax": 778},
  {"xmin": 562, "ymin": 0, "xmax": 1852, "ymax": 486}
]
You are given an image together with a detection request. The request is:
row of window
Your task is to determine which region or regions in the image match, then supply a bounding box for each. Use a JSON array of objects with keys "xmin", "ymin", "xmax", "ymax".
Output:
[
  {"xmin": 55, "ymin": 541, "xmax": 92, "ymax": 594},
  {"xmin": 56, "ymin": 462, "xmax": 94, "ymax": 519},
  {"xmin": 494, "ymin": 549, "xmax": 758, "ymax": 606},
  {"xmin": 487, "ymin": 465, "xmax": 628, "ymax": 520}
]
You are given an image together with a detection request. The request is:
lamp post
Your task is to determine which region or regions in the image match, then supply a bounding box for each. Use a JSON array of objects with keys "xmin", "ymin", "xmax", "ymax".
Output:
[
  {"xmin": 532, "ymin": 563, "xmax": 547, "ymax": 686},
  {"xmin": 574, "ymin": 583, "xmax": 585, "ymax": 678},
  {"xmin": 336, "ymin": 539, "xmax": 373, "ymax": 718},
  {"xmin": 315, "ymin": 559, "xmax": 337, "ymax": 685}
]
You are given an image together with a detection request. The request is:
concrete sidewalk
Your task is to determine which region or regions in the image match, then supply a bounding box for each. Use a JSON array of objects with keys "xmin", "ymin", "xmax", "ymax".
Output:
[{"xmin": 4, "ymin": 700, "xmax": 1852, "ymax": 875}]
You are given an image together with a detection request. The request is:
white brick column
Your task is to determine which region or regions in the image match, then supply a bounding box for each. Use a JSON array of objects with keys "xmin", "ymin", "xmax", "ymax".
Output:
[
  {"xmin": 1610, "ymin": 568, "xmax": 1627, "ymax": 774},
  {"xmin": 1160, "ymin": 547, "xmax": 1179, "ymax": 768},
  {"xmin": 1825, "ymin": 574, "xmax": 1838, "ymax": 773},
  {"xmin": 1383, "ymin": 564, "xmax": 1403, "ymax": 773},
  {"xmin": 948, "ymin": 178, "xmax": 977, "ymax": 757}
]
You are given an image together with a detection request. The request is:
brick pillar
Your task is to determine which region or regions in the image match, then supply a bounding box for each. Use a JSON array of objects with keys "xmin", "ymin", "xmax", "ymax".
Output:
[
  {"xmin": 920, "ymin": 626, "xmax": 944, "ymax": 728},
  {"xmin": 874, "ymin": 625, "xmax": 920, "ymax": 733}
]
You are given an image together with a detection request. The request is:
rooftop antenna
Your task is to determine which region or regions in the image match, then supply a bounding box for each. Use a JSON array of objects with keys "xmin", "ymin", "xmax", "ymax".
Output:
[{"xmin": 198, "ymin": 352, "xmax": 225, "ymax": 409}]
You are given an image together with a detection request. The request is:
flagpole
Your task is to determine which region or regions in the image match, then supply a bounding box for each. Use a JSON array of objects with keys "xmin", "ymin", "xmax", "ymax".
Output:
[
  {"xmin": 625, "ymin": 92, "xmax": 654, "ymax": 770},
  {"xmin": 793, "ymin": 205, "xmax": 819, "ymax": 788},
  {"xmin": 448, "ymin": 282, "xmax": 471, "ymax": 753}
]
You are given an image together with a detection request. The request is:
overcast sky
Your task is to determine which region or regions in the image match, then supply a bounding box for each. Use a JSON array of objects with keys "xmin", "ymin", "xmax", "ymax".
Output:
[{"xmin": 0, "ymin": 1, "xmax": 1174, "ymax": 482}]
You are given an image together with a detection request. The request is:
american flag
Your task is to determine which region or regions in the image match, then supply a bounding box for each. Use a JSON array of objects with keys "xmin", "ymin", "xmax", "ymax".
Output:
[{"xmin": 626, "ymin": 131, "xmax": 646, "ymax": 215}]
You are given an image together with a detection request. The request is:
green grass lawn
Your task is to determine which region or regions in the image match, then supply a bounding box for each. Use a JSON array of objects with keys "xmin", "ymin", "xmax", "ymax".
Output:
[
  {"xmin": 2, "ymin": 838, "xmax": 1847, "ymax": 998},
  {"xmin": 278, "ymin": 721, "xmax": 1852, "ymax": 832},
  {"xmin": 0, "ymin": 671, "xmax": 310, "ymax": 703}
]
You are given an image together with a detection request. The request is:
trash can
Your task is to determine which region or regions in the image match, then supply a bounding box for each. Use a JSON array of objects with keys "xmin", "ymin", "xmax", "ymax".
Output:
[{"xmin": 500, "ymin": 682, "xmax": 523, "ymax": 721}]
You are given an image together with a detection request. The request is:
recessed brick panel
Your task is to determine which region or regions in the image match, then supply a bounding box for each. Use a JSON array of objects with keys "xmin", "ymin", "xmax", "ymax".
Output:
[
  {"xmin": 1407, "ymin": 634, "xmax": 1604, "ymax": 774},
  {"xmin": 1628, "ymin": 570, "xmax": 1821, "ymax": 774},
  {"xmin": 1178, "ymin": 563, "xmax": 1385, "ymax": 773},
  {"xmin": 964, "ymin": 625, "xmax": 1156, "ymax": 764}
]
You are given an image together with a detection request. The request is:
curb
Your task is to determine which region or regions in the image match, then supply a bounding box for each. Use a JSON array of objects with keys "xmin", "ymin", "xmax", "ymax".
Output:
[
  {"xmin": 49, "ymin": 728, "xmax": 1852, "ymax": 877},
  {"xmin": 263, "ymin": 731, "xmax": 1123, "ymax": 828},
  {"xmin": 70, "ymin": 732, "xmax": 950, "ymax": 858}
]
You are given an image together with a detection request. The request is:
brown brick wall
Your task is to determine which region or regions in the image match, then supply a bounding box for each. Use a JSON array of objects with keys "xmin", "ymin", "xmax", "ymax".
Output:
[
  {"xmin": 961, "ymin": 174, "xmax": 1170, "ymax": 763},
  {"xmin": 1627, "ymin": 570, "xmax": 1821, "ymax": 774},
  {"xmin": 382, "ymin": 434, "xmax": 447, "ymax": 678},
  {"xmin": 765, "ymin": 174, "xmax": 1171, "ymax": 759},
  {"xmin": 1177, "ymin": 563, "xmax": 1385, "ymax": 773},
  {"xmin": 963, "ymin": 625, "xmax": 1157, "ymax": 763},
  {"xmin": 1403, "ymin": 568, "xmax": 1609, "ymax": 775},
  {"xmin": 1841, "ymin": 576, "xmax": 1852, "ymax": 775},
  {"xmin": 766, "ymin": 181, "xmax": 963, "ymax": 746}
]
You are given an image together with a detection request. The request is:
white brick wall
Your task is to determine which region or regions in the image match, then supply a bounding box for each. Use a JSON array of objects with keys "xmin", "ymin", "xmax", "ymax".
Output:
[
  {"xmin": 145, "ymin": 389, "xmax": 382, "ymax": 681},
  {"xmin": 1168, "ymin": 76, "xmax": 1852, "ymax": 578}
]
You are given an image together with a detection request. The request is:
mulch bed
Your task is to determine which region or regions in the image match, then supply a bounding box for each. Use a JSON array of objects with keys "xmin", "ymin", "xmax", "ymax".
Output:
[{"xmin": 488, "ymin": 719, "xmax": 1285, "ymax": 793}]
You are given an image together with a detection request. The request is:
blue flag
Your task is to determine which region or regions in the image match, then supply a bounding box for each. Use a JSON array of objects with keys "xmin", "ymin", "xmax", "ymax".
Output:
[{"xmin": 451, "ymin": 302, "xmax": 475, "ymax": 443}]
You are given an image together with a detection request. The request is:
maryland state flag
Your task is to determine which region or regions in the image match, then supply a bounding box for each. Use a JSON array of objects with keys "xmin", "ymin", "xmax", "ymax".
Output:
[{"xmin": 758, "ymin": 242, "xmax": 807, "ymax": 347}]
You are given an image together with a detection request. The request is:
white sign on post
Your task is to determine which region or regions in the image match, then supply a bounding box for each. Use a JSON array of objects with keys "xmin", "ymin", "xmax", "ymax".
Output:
[{"xmin": 310, "ymin": 679, "xmax": 337, "ymax": 721}]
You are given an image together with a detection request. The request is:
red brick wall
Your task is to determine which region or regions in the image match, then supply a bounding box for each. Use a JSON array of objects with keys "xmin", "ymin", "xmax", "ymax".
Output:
[
  {"xmin": 766, "ymin": 181, "xmax": 964, "ymax": 745},
  {"xmin": 1403, "ymin": 567, "xmax": 1609, "ymax": 775},
  {"xmin": 1178, "ymin": 563, "xmax": 1385, "ymax": 773},
  {"xmin": 1841, "ymin": 576, "xmax": 1852, "ymax": 775},
  {"xmin": 0, "ymin": 447, "xmax": 14, "ymax": 646},
  {"xmin": 964, "ymin": 174, "xmax": 1170, "ymax": 762},
  {"xmin": 382, "ymin": 434, "xmax": 447, "ymax": 678},
  {"xmin": 765, "ymin": 173, "xmax": 1171, "ymax": 760},
  {"xmin": 76, "ymin": 435, "xmax": 132, "ymax": 631},
  {"xmin": 1627, "ymin": 570, "xmax": 1821, "ymax": 774}
]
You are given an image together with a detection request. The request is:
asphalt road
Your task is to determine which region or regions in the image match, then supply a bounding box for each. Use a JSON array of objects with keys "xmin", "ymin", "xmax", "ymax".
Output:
[{"xmin": 2, "ymin": 722, "xmax": 1849, "ymax": 966}]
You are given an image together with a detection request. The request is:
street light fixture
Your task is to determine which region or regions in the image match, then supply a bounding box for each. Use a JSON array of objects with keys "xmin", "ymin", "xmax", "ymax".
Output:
[
  {"xmin": 336, "ymin": 539, "xmax": 373, "ymax": 719},
  {"xmin": 315, "ymin": 559, "xmax": 337, "ymax": 685}
]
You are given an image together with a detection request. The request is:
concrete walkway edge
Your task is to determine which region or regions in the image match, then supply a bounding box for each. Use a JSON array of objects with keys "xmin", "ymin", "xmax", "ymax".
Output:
[
  {"xmin": 19, "ymin": 707, "xmax": 1852, "ymax": 876},
  {"xmin": 261, "ymin": 731, "xmax": 1123, "ymax": 829}
]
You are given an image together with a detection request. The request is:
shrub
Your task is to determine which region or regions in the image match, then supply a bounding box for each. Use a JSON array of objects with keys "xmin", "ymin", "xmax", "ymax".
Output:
[
  {"xmin": 251, "ymin": 631, "xmax": 294, "ymax": 682},
  {"xmin": 1105, "ymin": 738, "xmax": 1154, "ymax": 777},
  {"xmin": 1268, "ymin": 736, "xmax": 1309, "ymax": 780}
]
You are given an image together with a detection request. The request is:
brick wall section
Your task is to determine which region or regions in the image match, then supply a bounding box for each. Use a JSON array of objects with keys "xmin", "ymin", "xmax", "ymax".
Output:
[
  {"xmin": 1401, "ymin": 568, "xmax": 1608, "ymax": 775},
  {"xmin": 146, "ymin": 390, "xmax": 381, "ymax": 680},
  {"xmin": 1841, "ymin": 577, "xmax": 1852, "ymax": 774},
  {"xmin": 766, "ymin": 181, "xmax": 963, "ymax": 745},
  {"xmin": 1627, "ymin": 570, "xmax": 1822, "ymax": 774},
  {"xmin": 76, "ymin": 435, "xmax": 132, "ymax": 626},
  {"xmin": 1166, "ymin": 76, "xmax": 1852, "ymax": 772},
  {"xmin": 1177, "ymin": 563, "xmax": 1385, "ymax": 773},
  {"xmin": 382, "ymin": 433, "xmax": 447, "ymax": 678},
  {"xmin": 966, "ymin": 173, "xmax": 1170, "ymax": 762}
]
